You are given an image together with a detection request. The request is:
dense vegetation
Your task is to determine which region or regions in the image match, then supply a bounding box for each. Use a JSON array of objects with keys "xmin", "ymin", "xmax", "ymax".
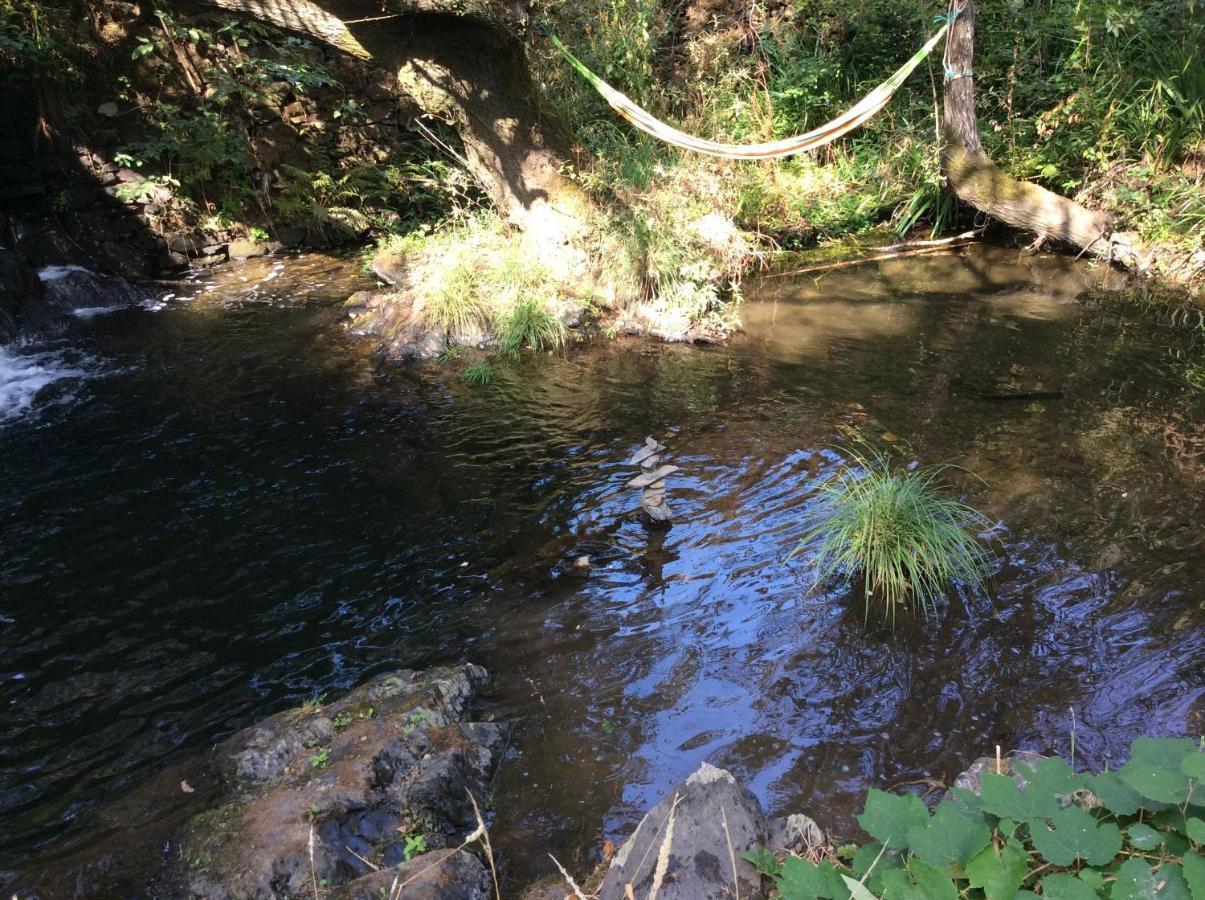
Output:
[
  {"xmin": 747, "ymin": 736, "xmax": 1205, "ymax": 900},
  {"xmin": 2, "ymin": 0, "xmax": 1200, "ymax": 285}
]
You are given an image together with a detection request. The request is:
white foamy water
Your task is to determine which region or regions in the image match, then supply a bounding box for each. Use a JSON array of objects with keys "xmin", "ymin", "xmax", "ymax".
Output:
[{"xmin": 0, "ymin": 344, "xmax": 90, "ymax": 424}]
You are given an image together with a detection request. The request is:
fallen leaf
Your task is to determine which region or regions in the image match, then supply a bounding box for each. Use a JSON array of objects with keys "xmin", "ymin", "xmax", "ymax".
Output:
[
  {"xmin": 180, "ymin": 780, "xmax": 195, "ymax": 793},
  {"xmin": 603, "ymin": 839, "xmax": 616, "ymax": 859},
  {"xmin": 881, "ymin": 432, "xmax": 898, "ymax": 442}
]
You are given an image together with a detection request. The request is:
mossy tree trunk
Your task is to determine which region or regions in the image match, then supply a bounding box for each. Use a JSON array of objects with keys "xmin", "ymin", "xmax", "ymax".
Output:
[
  {"xmin": 197, "ymin": 0, "xmax": 595, "ymax": 242},
  {"xmin": 941, "ymin": 0, "xmax": 1115, "ymax": 253}
]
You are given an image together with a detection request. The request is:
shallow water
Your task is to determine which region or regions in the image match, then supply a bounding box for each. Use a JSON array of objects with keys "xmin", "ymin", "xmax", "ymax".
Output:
[{"xmin": 0, "ymin": 247, "xmax": 1201, "ymax": 887}]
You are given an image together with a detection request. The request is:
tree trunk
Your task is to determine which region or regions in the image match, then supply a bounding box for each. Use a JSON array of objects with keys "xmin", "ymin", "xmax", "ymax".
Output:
[
  {"xmin": 941, "ymin": 0, "xmax": 1115, "ymax": 255},
  {"xmin": 197, "ymin": 0, "xmax": 595, "ymax": 240}
]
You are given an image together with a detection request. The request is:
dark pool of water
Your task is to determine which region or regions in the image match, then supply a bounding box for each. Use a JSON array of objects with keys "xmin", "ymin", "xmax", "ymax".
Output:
[{"xmin": 0, "ymin": 248, "xmax": 1201, "ymax": 888}]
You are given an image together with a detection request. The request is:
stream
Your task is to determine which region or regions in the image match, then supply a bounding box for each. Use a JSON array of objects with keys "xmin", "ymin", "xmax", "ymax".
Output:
[{"xmin": 0, "ymin": 247, "xmax": 1201, "ymax": 887}]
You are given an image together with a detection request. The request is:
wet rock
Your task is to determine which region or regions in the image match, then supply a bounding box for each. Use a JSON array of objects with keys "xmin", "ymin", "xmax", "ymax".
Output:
[
  {"xmin": 26, "ymin": 264, "xmax": 145, "ymax": 330},
  {"xmin": 767, "ymin": 813, "xmax": 826, "ymax": 855},
  {"xmin": 599, "ymin": 762, "xmax": 768, "ymax": 900},
  {"xmin": 329, "ymin": 850, "xmax": 490, "ymax": 899},
  {"xmin": 372, "ymin": 252, "xmax": 408, "ymax": 290},
  {"xmin": 952, "ymin": 750, "xmax": 1046, "ymax": 796},
  {"xmin": 0, "ymin": 249, "xmax": 41, "ymax": 341},
  {"xmin": 627, "ymin": 464, "xmax": 678, "ymax": 489},
  {"xmin": 180, "ymin": 664, "xmax": 504, "ymax": 899},
  {"xmin": 227, "ymin": 238, "xmax": 275, "ymax": 260}
]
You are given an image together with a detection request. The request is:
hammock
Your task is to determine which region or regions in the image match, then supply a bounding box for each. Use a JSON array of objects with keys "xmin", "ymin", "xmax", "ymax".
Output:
[{"xmin": 546, "ymin": 22, "xmax": 952, "ymax": 160}]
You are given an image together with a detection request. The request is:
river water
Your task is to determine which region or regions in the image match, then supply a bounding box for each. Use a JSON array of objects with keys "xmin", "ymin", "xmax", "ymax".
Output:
[{"xmin": 0, "ymin": 248, "xmax": 1201, "ymax": 887}]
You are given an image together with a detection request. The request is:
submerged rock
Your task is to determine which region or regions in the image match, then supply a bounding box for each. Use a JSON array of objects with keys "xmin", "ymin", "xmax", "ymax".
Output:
[{"xmin": 599, "ymin": 762, "xmax": 769, "ymax": 900}]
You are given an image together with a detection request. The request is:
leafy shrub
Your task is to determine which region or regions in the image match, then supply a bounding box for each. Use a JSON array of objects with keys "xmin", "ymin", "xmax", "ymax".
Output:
[
  {"xmin": 791, "ymin": 450, "xmax": 992, "ymax": 621},
  {"xmin": 747, "ymin": 735, "xmax": 1205, "ymax": 900}
]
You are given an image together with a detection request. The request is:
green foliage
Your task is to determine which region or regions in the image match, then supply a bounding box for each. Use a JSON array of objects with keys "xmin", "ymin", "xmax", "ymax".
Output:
[
  {"xmin": 309, "ymin": 747, "xmax": 330, "ymax": 768},
  {"xmin": 747, "ymin": 736, "xmax": 1205, "ymax": 900},
  {"xmin": 497, "ymin": 298, "xmax": 567, "ymax": 355},
  {"xmin": 402, "ymin": 833, "xmax": 427, "ymax": 861},
  {"xmin": 790, "ymin": 450, "xmax": 993, "ymax": 622},
  {"xmin": 463, "ymin": 361, "xmax": 495, "ymax": 386}
]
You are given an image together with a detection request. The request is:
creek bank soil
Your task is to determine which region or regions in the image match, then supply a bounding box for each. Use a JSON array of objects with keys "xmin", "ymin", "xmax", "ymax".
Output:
[{"xmin": 4, "ymin": 664, "xmax": 506, "ymax": 899}]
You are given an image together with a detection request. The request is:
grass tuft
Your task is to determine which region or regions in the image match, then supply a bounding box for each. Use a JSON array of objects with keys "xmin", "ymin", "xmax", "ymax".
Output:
[
  {"xmin": 463, "ymin": 361, "xmax": 495, "ymax": 385},
  {"xmin": 497, "ymin": 298, "xmax": 567, "ymax": 355},
  {"xmin": 791, "ymin": 450, "xmax": 993, "ymax": 623}
]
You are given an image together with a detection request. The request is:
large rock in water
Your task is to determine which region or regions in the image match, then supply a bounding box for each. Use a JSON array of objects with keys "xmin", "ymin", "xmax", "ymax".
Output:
[
  {"xmin": 181, "ymin": 664, "xmax": 503, "ymax": 899},
  {"xmin": 599, "ymin": 763, "xmax": 770, "ymax": 900}
]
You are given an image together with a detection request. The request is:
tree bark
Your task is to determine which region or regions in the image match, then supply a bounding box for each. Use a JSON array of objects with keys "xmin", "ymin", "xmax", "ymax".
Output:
[
  {"xmin": 941, "ymin": 0, "xmax": 1114, "ymax": 254},
  {"xmin": 196, "ymin": 0, "xmax": 594, "ymax": 239}
]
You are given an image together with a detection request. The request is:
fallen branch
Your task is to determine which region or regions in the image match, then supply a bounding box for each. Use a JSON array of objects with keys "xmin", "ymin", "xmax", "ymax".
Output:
[{"xmin": 765, "ymin": 231, "xmax": 981, "ymax": 279}]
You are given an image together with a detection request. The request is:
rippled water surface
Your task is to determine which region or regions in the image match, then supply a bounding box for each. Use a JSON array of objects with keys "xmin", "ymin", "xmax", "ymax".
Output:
[{"xmin": 1, "ymin": 248, "xmax": 1201, "ymax": 887}]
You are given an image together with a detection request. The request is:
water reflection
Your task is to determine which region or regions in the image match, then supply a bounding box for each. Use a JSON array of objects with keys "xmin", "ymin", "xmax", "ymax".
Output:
[{"xmin": 0, "ymin": 247, "xmax": 1200, "ymax": 889}]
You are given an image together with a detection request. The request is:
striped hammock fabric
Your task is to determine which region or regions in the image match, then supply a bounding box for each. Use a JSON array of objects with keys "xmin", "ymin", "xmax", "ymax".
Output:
[{"xmin": 547, "ymin": 23, "xmax": 951, "ymax": 159}]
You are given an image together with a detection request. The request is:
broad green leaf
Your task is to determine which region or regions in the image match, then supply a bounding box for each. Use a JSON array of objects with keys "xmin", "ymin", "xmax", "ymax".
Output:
[
  {"xmin": 840, "ymin": 874, "xmax": 879, "ymax": 900},
  {"xmin": 1110, "ymin": 858, "xmax": 1190, "ymax": 899},
  {"xmin": 1181, "ymin": 750, "xmax": 1205, "ymax": 781},
  {"xmin": 880, "ymin": 858, "xmax": 957, "ymax": 900},
  {"xmin": 1181, "ymin": 852, "xmax": 1205, "ymax": 897},
  {"xmin": 1041, "ymin": 872, "xmax": 1102, "ymax": 900},
  {"xmin": 1119, "ymin": 737, "xmax": 1197, "ymax": 805},
  {"xmin": 905, "ymin": 802, "xmax": 991, "ymax": 868},
  {"xmin": 857, "ymin": 790, "xmax": 930, "ymax": 850},
  {"xmin": 979, "ymin": 772, "xmax": 1059, "ymax": 819},
  {"xmin": 1080, "ymin": 869, "xmax": 1105, "ymax": 891},
  {"xmin": 1187, "ymin": 817, "xmax": 1205, "ymax": 844},
  {"xmin": 966, "ymin": 840, "xmax": 1029, "ymax": 900},
  {"xmin": 778, "ymin": 856, "xmax": 848, "ymax": 900},
  {"xmin": 1086, "ymin": 771, "xmax": 1149, "ymax": 816},
  {"xmin": 1127, "ymin": 823, "xmax": 1163, "ymax": 851},
  {"xmin": 1031, "ymin": 804, "xmax": 1122, "ymax": 866},
  {"xmin": 851, "ymin": 843, "xmax": 902, "ymax": 894},
  {"xmin": 743, "ymin": 844, "xmax": 782, "ymax": 876},
  {"xmin": 1016, "ymin": 756, "xmax": 1084, "ymax": 797}
]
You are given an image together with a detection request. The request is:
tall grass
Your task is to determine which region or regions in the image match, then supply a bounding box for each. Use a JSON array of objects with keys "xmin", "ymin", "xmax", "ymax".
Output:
[
  {"xmin": 497, "ymin": 298, "xmax": 566, "ymax": 355},
  {"xmin": 791, "ymin": 451, "xmax": 993, "ymax": 623}
]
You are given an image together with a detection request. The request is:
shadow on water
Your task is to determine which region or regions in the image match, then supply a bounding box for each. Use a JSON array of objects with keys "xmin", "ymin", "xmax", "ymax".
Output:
[{"xmin": 0, "ymin": 247, "xmax": 1201, "ymax": 888}]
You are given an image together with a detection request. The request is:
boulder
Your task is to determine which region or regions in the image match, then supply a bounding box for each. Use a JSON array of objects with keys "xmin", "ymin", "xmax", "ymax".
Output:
[
  {"xmin": 179, "ymin": 664, "xmax": 504, "ymax": 899},
  {"xmin": 598, "ymin": 763, "xmax": 769, "ymax": 900}
]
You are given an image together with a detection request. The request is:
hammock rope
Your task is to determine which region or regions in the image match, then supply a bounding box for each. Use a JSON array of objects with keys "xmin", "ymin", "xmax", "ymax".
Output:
[{"xmin": 544, "ymin": 20, "xmax": 954, "ymax": 160}]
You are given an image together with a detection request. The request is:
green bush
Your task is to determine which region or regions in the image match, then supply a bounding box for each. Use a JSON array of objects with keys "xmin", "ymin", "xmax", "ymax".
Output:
[
  {"xmin": 747, "ymin": 735, "xmax": 1205, "ymax": 900},
  {"xmin": 497, "ymin": 298, "xmax": 567, "ymax": 355},
  {"xmin": 791, "ymin": 450, "xmax": 993, "ymax": 622}
]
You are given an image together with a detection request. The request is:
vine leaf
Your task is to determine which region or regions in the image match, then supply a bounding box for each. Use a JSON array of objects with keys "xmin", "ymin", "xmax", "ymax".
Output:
[
  {"xmin": 979, "ymin": 772, "xmax": 1059, "ymax": 820},
  {"xmin": 1182, "ymin": 852, "xmax": 1205, "ymax": 898},
  {"xmin": 905, "ymin": 801, "xmax": 991, "ymax": 868},
  {"xmin": 1039, "ymin": 872, "xmax": 1100, "ymax": 900},
  {"xmin": 1110, "ymin": 858, "xmax": 1191, "ymax": 899},
  {"xmin": 1015, "ymin": 756, "xmax": 1083, "ymax": 798},
  {"xmin": 879, "ymin": 857, "xmax": 957, "ymax": 900},
  {"xmin": 965, "ymin": 839, "xmax": 1028, "ymax": 900},
  {"xmin": 857, "ymin": 790, "xmax": 930, "ymax": 850},
  {"xmin": 1118, "ymin": 737, "xmax": 1197, "ymax": 805},
  {"xmin": 1186, "ymin": 817, "xmax": 1205, "ymax": 844},
  {"xmin": 777, "ymin": 856, "xmax": 847, "ymax": 900},
  {"xmin": 1126, "ymin": 823, "xmax": 1162, "ymax": 851},
  {"xmin": 1180, "ymin": 750, "xmax": 1205, "ymax": 781},
  {"xmin": 1085, "ymin": 771, "xmax": 1150, "ymax": 816},
  {"xmin": 1030, "ymin": 804, "xmax": 1122, "ymax": 866}
]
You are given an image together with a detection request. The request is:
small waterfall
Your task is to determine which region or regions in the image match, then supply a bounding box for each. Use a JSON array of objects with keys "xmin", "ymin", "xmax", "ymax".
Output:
[
  {"xmin": 0, "ymin": 343, "xmax": 90, "ymax": 423},
  {"xmin": 36, "ymin": 265, "xmax": 146, "ymax": 321}
]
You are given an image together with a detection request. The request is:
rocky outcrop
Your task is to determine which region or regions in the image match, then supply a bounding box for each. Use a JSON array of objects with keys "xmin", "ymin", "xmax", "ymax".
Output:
[
  {"xmin": 3, "ymin": 664, "xmax": 504, "ymax": 900},
  {"xmin": 182, "ymin": 664, "xmax": 503, "ymax": 899}
]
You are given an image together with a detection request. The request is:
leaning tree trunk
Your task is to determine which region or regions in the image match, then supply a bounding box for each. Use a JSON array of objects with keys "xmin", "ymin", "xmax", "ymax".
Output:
[
  {"xmin": 940, "ymin": 0, "xmax": 1201, "ymax": 284},
  {"xmin": 198, "ymin": 0, "xmax": 595, "ymax": 243},
  {"xmin": 941, "ymin": 0, "xmax": 1114, "ymax": 252}
]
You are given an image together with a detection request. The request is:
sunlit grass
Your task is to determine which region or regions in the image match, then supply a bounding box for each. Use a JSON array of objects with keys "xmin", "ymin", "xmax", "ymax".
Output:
[
  {"xmin": 463, "ymin": 360, "xmax": 495, "ymax": 385},
  {"xmin": 497, "ymin": 298, "xmax": 567, "ymax": 355},
  {"xmin": 791, "ymin": 450, "xmax": 993, "ymax": 623}
]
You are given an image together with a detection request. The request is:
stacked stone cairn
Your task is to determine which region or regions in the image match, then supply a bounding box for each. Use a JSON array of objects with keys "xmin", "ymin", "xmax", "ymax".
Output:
[{"xmin": 628, "ymin": 436, "xmax": 676, "ymax": 523}]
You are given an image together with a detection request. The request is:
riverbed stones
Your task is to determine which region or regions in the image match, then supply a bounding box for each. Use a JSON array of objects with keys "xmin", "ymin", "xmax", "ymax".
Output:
[
  {"xmin": 627, "ymin": 436, "xmax": 674, "ymax": 522},
  {"xmin": 180, "ymin": 664, "xmax": 504, "ymax": 900},
  {"xmin": 598, "ymin": 762, "xmax": 768, "ymax": 900}
]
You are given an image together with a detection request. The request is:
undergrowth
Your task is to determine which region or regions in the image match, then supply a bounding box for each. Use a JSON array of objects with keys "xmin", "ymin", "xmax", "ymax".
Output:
[
  {"xmin": 790, "ymin": 450, "xmax": 993, "ymax": 622},
  {"xmin": 746, "ymin": 735, "xmax": 1205, "ymax": 900}
]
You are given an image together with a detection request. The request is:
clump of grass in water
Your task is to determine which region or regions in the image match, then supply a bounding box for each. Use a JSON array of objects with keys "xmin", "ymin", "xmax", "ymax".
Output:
[
  {"xmin": 497, "ymin": 298, "xmax": 567, "ymax": 355},
  {"xmin": 791, "ymin": 450, "xmax": 993, "ymax": 623},
  {"xmin": 463, "ymin": 360, "xmax": 494, "ymax": 385}
]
